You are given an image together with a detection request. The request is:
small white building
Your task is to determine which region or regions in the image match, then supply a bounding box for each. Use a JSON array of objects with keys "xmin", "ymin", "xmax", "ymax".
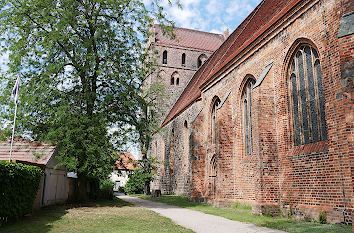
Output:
[{"xmin": 110, "ymin": 152, "xmax": 137, "ymax": 191}]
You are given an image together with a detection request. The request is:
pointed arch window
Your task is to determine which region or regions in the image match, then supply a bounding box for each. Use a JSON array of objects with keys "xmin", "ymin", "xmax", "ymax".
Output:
[
  {"xmin": 162, "ymin": 50, "xmax": 167, "ymax": 64},
  {"xmin": 171, "ymin": 72, "xmax": 180, "ymax": 86},
  {"xmin": 211, "ymin": 97, "xmax": 221, "ymax": 144},
  {"xmin": 170, "ymin": 76, "xmax": 174, "ymax": 85},
  {"xmin": 197, "ymin": 54, "xmax": 207, "ymax": 68},
  {"xmin": 289, "ymin": 44, "xmax": 327, "ymax": 146},
  {"xmin": 242, "ymin": 78, "xmax": 255, "ymax": 155},
  {"xmin": 182, "ymin": 53, "xmax": 186, "ymax": 67}
]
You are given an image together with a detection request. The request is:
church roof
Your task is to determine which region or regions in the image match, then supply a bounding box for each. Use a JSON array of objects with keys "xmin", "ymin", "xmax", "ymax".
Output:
[
  {"xmin": 162, "ymin": 0, "xmax": 304, "ymax": 127},
  {"xmin": 115, "ymin": 152, "xmax": 138, "ymax": 170},
  {"xmin": 0, "ymin": 138, "xmax": 56, "ymax": 165},
  {"xmin": 154, "ymin": 24, "xmax": 225, "ymax": 52}
]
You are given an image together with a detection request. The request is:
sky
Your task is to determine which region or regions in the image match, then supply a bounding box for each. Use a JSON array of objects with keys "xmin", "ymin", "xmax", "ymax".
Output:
[
  {"xmin": 155, "ymin": 0, "xmax": 262, "ymax": 34},
  {"xmin": 0, "ymin": 0, "xmax": 262, "ymax": 159}
]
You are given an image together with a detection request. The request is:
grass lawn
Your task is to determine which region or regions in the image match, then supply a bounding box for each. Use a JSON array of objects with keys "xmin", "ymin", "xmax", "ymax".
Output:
[
  {"xmin": 138, "ymin": 194, "xmax": 352, "ymax": 233},
  {"xmin": 0, "ymin": 197, "xmax": 193, "ymax": 233}
]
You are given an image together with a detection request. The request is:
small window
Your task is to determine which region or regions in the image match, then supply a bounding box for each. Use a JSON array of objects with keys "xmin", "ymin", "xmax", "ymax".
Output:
[
  {"xmin": 197, "ymin": 54, "xmax": 207, "ymax": 68},
  {"xmin": 182, "ymin": 53, "xmax": 186, "ymax": 66},
  {"xmin": 163, "ymin": 50, "xmax": 167, "ymax": 64},
  {"xmin": 171, "ymin": 72, "xmax": 180, "ymax": 86}
]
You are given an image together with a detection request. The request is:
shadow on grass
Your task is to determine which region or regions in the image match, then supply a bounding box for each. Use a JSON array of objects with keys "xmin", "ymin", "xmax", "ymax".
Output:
[
  {"xmin": 0, "ymin": 205, "xmax": 68, "ymax": 233},
  {"xmin": 0, "ymin": 198, "xmax": 133, "ymax": 233}
]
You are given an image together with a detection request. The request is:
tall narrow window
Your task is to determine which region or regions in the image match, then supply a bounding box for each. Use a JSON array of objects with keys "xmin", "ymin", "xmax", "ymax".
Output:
[
  {"xmin": 211, "ymin": 97, "xmax": 220, "ymax": 144},
  {"xmin": 182, "ymin": 53, "xmax": 186, "ymax": 67},
  {"xmin": 176, "ymin": 78, "xmax": 180, "ymax": 86},
  {"xmin": 289, "ymin": 44, "xmax": 327, "ymax": 146},
  {"xmin": 170, "ymin": 76, "xmax": 174, "ymax": 85},
  {"xmin": 242, "ymin": 78, "xmax": 255, "ymax": 155},
  {"xmin": 162, "ymin": 50, "xmax": 167, "ymax": 64}
]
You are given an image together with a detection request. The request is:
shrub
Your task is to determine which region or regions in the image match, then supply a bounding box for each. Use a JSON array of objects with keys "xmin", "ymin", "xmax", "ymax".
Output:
[
  {"xmin": 319, "ymin": 210, "xmax": 327, "ymax": 224},
  {"xmin": 118, "ymin": 186, "xmax": 125, "ymax": 193},
  {"xmin": 99, "ymin": 179, "xmax": 114, "ymax": 200},
  {"xmin": 124, "ymin": 169, "xmax": 148, "ymax": 194},
  {"xmin": 0, "ymin": 161, "xmax": 43, "ymax": 224}
]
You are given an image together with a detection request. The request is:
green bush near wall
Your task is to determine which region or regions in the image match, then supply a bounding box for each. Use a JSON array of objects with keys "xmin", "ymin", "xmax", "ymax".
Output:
[{"xmin": 0, "ymin": 161, "xmax": 43, "ymax": 223}]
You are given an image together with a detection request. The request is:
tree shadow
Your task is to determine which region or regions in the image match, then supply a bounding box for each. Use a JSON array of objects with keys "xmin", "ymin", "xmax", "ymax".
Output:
[{"xmin": 0, "ymin": 198, "xmax": 133, "ymax": 233}]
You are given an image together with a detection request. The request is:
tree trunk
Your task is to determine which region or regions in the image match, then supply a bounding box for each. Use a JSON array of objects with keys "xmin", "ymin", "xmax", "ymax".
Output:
[
  {"xmin": 144, "ymin": 180, "xmax": 151, "ymax": 195},
  {"xmin": 77, "ymin": 174, "xmax": 88, "ymax": 202}
]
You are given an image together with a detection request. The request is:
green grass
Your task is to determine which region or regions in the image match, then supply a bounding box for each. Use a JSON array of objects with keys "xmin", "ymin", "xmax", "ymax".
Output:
[
  {"xmin": 0, "ymin": 197, "xmax": 194, "ymax": 233},
  {"xmin": 138, "ymin": 195, "xmax": 352, "ymax": 233}
]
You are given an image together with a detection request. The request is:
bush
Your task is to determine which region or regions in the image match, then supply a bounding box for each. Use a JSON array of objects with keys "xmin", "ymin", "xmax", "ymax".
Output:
[
  {"xmin": 0, "ymin": 161, "xmax": 43, "ymax": 224},
  {"xmin": 99, "ymin": 179, "xmax": 114, "ymax": 200},
  {"xmin": 124, "ymin": 169, "xmax": 150, "ymax": 195},
  {"xmin": 118, "ymin": 186, "xmax": 125, "ymax": 193}
]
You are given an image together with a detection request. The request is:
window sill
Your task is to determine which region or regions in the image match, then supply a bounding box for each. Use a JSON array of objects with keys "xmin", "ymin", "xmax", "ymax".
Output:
[{"xmin": 287, "ymin": 140, "xmax": 328, "ymax": 156}]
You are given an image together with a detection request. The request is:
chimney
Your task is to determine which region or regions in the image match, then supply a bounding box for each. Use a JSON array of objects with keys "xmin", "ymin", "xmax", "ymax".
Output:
[{"xmin": 223, "ymin": 28, "xmax": 230, "ymax": 40}]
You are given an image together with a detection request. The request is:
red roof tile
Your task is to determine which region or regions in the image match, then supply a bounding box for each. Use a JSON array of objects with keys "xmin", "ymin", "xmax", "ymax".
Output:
[
  {"xmin": 0, "ymin": 139, "xmax": 56, "ymax": 165},
  {"xmin": 115, "ymin": 152, "xmax": 138, "ymax": 170},
  {"xmin": 162, "ymin": 0, "xmax": 304, "ymax": 127},
  {"xmin": 154, "ymin": 24, "xmax": 225, "ymax": 51}
]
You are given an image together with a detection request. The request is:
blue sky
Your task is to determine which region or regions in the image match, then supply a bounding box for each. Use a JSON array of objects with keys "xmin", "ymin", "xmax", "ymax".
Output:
[{"xmin": 156, "ymin": 0, "xmax": 262, "ymax": 33}]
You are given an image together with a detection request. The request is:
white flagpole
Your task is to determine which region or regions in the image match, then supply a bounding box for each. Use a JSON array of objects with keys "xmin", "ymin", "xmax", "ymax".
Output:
[
  {"xmin": 9, "ymin": 101, "xmax": 18, "ymax": 162},
  {"xmin": 9, "ymin": 75, "xmax": 20, "ymax": 162}
]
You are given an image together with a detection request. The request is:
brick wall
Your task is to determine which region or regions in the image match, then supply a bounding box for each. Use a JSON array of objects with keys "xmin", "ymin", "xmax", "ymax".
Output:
[{"xmin": 155, "ymin": 0, "xmax": 353, "ymax": 224}]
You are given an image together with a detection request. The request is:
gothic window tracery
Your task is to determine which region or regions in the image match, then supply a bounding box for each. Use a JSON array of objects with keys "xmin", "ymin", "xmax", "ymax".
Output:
[{"xmin": 288, "ymin": 44, "xmax": 327, "ymax": 145}]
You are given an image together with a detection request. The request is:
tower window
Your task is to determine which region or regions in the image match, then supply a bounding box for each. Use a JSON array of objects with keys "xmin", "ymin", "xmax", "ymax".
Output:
[
  {"xmin": 163, "ymin": 50, "xmax": 167, "ymax": 64},
  {"xmin": 182, "ymin": 53, "xmax": 186, "ymax": 67}
]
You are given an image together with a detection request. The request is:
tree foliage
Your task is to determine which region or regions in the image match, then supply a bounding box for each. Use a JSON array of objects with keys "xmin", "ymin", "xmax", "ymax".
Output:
[{"xmin": 0, "ymin": 0, "xmax": 177, "ymax": 200}]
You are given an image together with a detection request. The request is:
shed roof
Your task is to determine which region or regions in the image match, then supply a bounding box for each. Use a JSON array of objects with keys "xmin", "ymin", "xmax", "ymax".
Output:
[
  {"xmin": 154, "ymin": 24, "xmax": 225, "ymax": 52},
  {"xmin": 162, "ymin": 0, "xmax": 304, "ymax": 127},
  {"xmin": 0, "ymin": 138, "xmax": 56, "ymax": 165},
  {"xmin": 115, "ymin": 152, "xmax": 138, "ymax": 170}
]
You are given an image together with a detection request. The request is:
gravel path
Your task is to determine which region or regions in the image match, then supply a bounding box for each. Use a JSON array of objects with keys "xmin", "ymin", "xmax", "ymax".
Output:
[{"xmin": 118, "ymin": 195, "xmax": 286, "ymax": 233}]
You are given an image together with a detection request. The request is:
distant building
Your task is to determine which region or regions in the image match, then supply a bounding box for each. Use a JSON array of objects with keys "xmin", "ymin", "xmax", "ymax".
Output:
[
  {"xmin": 110, "ymin": 152, "xmax": 137, "ymax": 191},
  {"xmin": 0, "ymin": 139, "xmax": 72, "ymax": 209}
]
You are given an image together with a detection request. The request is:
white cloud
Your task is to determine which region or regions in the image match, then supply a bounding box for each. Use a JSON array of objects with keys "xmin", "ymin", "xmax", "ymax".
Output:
[{"xmin": 205, "ymin": 0, "xmax": 220, "ymax": 15}]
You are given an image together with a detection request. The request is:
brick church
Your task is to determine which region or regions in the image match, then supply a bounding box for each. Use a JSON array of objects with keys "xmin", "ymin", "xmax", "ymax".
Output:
[{"xmin": 146, "ymin": 0, "xmax": 353, "ymax": 225}]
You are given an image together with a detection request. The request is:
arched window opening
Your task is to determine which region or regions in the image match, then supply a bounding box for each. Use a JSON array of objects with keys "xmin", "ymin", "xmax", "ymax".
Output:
[
  {"xmin": 182, "ymin": 53, "xmax": 186, "ymax": 67},
  {"xmin": 211, "ymin": 97, "xmax": 221, "ymax": 145},
  {"xmin": 242, "ymin": 78, "xmax": 255, "ymax": 156},
  {"xmin": 288, "ymin": 44, "xmax": 327, "ymax": 145},
  {"xmin": 162, "ymin": 50, "xmax": 167, "ymax": 64},
  {"xmin": 171, "ymin": 72, "xmax": 180, "ymax": 86},
  {"xmin": 197, "ymin": 54, "xmax": 208, "ymax": 68},
  {"xmin": 184, "ymin": 120, "xmax": 188, "ymax": 129}
]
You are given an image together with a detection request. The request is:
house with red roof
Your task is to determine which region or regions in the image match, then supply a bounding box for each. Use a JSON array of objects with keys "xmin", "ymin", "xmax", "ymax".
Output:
[
  {"xmin": 149, "ymin": 0, "xmax": 353, "ymax": 225},
  {"xmin": 110, "ymin": 152, "xmax": 138, "ymax": 191}
]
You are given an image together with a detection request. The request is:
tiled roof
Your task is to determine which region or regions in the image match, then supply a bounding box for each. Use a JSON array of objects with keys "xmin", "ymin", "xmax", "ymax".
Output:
[
  {"xmin": 0, "ymin": 138, "xmax": 56, "ymax": 165},
  {"xmin": 162, "ymin": 0, "xmax": 304, "ymax": 127},
  {"xmin": 154, "ymin": 24, "xmax": 225, "ymax": 51},
  {"xmin": 115, "ymin": 152, "xmax": 138, "ymax": 170}
]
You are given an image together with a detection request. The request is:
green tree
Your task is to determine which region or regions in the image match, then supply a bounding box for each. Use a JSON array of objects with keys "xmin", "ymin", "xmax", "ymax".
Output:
[{"xmin": 0, "ymin": 0, "xmax": 176, "ymax": 201}]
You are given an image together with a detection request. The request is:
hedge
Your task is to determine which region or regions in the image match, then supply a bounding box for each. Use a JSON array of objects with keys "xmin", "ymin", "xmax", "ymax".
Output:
[{"xmin": 0, "ymin": 161, "xmax": 43, "ymax": 224}]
